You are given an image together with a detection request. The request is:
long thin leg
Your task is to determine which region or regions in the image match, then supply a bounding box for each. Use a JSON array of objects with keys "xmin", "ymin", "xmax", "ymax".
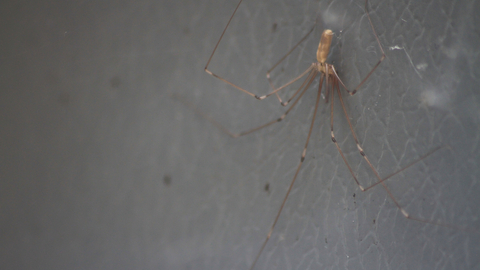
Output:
[
  {"xmin": 204, "ymin": 0, "xmax": 262, "ymax": 99},
  {"xmin": 335, "ymin": 80, "xmax": 406, "ymax": 207},
  {"xmin": 204, "ymin": 0, "xmax": 244, "ymax": 72},
  {"xmin": 249, "ymin": 74, "xmax": 324, "ymax": 270},
  {"xmin": 334, "ymin": 80, "xmax": 477, "ymax": 232},
  {"xmin": 328, "ymin": 76, "xmax": 365, "ymax": 189},
  {"xmin": 206, "ymin": 49, "xmax": 315, "ymax": 101},
  {"xmin": 273, "ymin": 64, "xmax": 316, "ymax": 107},
  {"xmin": 170, "ymin": 92, "xmax": 238, "ymax": 138},
  {"xmin": 256, "ymin": 64, "xmax": 315, "ymax": 100},
  {"xmin": 205, "ymin": 0, "xmax": 315, "ymax": 102},
  {"xmin": 237, "ymin": 70, "xmax": 318, "ymax": 137},
  {"xmin": 343, "ymin": 0, "xmax": 386, "ymax": 96},
  {"xmin": 171, "ymin": 70, "xmax": 318, "ymax": 139},
  {"xmin": 265, "ymin": 24, "xmax": 316, "ymax": 105},
  {"xmin": 363, "ymin": 145, "xmax": 446, "ymax": 191}
]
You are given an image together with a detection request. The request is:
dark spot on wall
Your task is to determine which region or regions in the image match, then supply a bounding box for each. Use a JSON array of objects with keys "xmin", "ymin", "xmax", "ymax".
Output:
[
  {"xmin": 271, "ymin": 22, "xmax": 277, "ymax": 32},
  {"xmin": 110, "ymin": 76, "xmax": 121, "ymax": 88},
  {"xmin": 264, "ymin": 183, "xmax": 270, "ymax": 192},
  {"xmin": 163, "ymin": 175, "xmax": 172, "ymax": 186}
]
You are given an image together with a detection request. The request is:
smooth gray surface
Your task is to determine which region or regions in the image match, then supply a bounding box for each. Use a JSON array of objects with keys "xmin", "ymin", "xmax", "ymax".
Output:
[{"xmin": 1, "ymin": 0, "xmax": 479, "ymax": 270}]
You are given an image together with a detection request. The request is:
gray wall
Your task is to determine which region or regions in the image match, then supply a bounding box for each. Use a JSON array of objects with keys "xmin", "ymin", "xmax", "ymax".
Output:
[{"xmin": 1, "ymin": 0, "xmax": 479, "ymax": 269}]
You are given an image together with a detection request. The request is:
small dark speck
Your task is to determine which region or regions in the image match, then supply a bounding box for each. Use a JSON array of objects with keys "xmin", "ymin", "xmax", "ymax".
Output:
[
  {"xmin": 110, "ymin": 76, "xmax": 121, "ymax": 88},
  {"xmin": 325, "ymin": 237, "xmax": 328, "ymax": 244},
  {"xmin": 353, "ymin": 193, "xmax": 355, "ymax": 198},
  {"xmin": 373, "ymin": 219, "xmax": 376, "ymax": 224},
  {"xmin": 163, "ymin": 175, "xmax": 172, "ymax": 186},
  {"xmin": 271, "ymin": 22, "xmax": 277, "ymax": 32},
  {"xmin": 264, "ymin": 183, "xmax": 270, "ymax": 192}
]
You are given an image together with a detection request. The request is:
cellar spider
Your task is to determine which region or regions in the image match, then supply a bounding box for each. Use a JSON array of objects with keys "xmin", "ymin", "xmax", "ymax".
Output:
[{"xmin": 188, "ymin": 0, "xmax": 477, "ymax": 269}]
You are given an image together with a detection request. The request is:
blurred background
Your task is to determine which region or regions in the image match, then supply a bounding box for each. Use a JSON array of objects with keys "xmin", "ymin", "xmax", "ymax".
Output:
[{"xmin": 1, "ymin": 0, "xmax": 479, "ymax": 269}]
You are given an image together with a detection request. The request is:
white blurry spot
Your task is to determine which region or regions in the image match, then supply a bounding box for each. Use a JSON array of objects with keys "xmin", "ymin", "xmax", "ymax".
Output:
[
  {"xmin": 322, "ymin": 10, "xmax": 341, "ymax": 29},
  {"xmin": 416, "ymin": 63, "xmax": 428, "ymax": 71},
  {"xmin": 443, "ymin": 46, "xmax": 459, "ymax": 59},
  {"xmin": 389, "ymin": 45, "xmax": 424, "ymax": 79},
  {"xmin": 388, "ymin": 45, "xmax": 403, "ymax": 50},
  {"xmin": 420, "ymin": 88, "xmax": 449, "ymax": 109}
]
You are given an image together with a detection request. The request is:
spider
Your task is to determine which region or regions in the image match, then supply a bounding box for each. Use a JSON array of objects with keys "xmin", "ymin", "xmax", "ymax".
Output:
[{"xmin": 188, "ymin": 0, "xmax": 469, "ymax": 268}]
